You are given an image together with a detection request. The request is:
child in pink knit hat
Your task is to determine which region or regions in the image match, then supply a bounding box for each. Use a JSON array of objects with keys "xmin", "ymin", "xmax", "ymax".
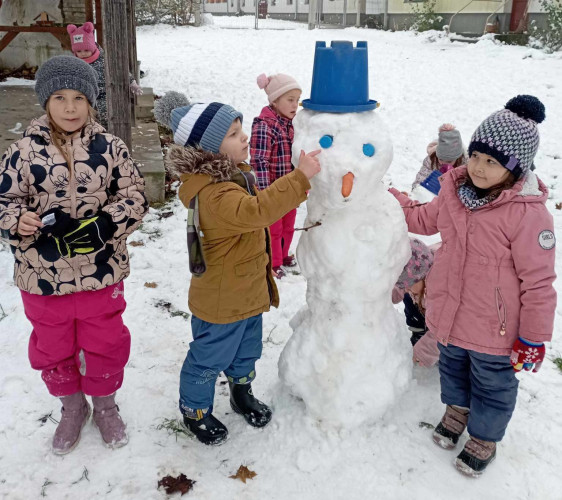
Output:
[
  {"xmin": 250, "ymin": 73, "xmax": 302, "ymax": 279},
  {"xmin": 392, "ymin": 238, "xmax": 440, "ymax": 367},
  {"xmin": 67, "ymin": 22, "xmax": 143, "ymax": 128}
]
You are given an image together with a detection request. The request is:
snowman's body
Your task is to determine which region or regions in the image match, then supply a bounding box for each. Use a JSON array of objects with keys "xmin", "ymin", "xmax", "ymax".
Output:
[{"xmin": 278, "ymin": 109, "xmax": 412, "ymax": 428}]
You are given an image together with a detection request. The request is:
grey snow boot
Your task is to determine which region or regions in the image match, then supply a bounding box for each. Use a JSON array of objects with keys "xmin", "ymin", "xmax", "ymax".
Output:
[
  {"xmin": 455, "ymin": 436, "xmax": 497, "ymax": 477},
  {"xmin": 92, "ymin": 394, "xmax": 128, "ymax": 448},
  {"xmin": 52, "ymin": 391, "xmax": 91, "ymax": 455},
  {"xmin": 432, "ymin": 405, "xmax": 469, "ymax": 450}
]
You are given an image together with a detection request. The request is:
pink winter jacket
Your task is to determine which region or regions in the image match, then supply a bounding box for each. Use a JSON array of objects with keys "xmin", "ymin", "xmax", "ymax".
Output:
[
  {"xmin": 0, "ymin": 116, "xmax": 148, "ymax": 296},
  {"xmin": 390, "ymin": 166, "xmax": 556, "ymax": 356}
]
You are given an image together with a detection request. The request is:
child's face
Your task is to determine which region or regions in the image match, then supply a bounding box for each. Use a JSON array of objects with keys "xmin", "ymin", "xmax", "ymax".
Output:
[
  {"xmin": 467, "ymin": 151, "xmax": 510, "ymax": 189},
  {"xmin": 406, "ymin": 280, "xmax": 424, "ymax": 301},
  {"xmin": 75, "ymin": 50, "xmax": 93, "ymax": 59},
  {"xmin": 219, "ymin": 119, "xmax": 248, "ymax": 164},
  {"xmin": 47, "ymin": 89, "xmax": 90, "ymax": 133},
  {"xmin": 272, "ymin": 89, "xmax": 302, "ymax": 120}
]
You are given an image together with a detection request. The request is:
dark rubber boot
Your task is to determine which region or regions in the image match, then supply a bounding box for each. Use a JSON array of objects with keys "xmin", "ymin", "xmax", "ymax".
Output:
[
  {"xmin": 229, "ymin": 381, "xmax": 272, "ymax": 428},
  {"xmin": 183, "ymin": 413, "xmax": 228, "ymax": 445}
]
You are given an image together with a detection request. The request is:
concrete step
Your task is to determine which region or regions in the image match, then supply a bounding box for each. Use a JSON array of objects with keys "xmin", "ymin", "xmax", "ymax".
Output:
[
  {"xmin": 131, "ymin": 120, "xmax": 165, "ymax": 204},
  {"xmin": 135, "ymin": 87, "xmax": 155, "ymax": 121}
]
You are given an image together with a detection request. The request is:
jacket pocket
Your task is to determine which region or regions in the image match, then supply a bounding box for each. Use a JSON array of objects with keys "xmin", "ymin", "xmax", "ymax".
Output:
[
  {"xmin": 234, "ymin": 253, "xmax": 269, "ymax": 277},
  {"xmin": 495, "ymin": 287, "xmax": 507, "ymax": 336}
]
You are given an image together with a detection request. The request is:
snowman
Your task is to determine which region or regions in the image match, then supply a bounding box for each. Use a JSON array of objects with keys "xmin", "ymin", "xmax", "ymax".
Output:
[{"xmin": 278, "ymin": 41, "xmax": 412, "ymax": 429}]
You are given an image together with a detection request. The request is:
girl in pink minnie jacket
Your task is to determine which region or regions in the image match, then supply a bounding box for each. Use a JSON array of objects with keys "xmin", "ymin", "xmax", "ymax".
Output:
[
  {"xmin": 0, "ymin": 56, "xmax": 147, "ymax": 455},
  {"xmin": 390, "ymin": 95, "xmax": 555, "ymax": 478}
]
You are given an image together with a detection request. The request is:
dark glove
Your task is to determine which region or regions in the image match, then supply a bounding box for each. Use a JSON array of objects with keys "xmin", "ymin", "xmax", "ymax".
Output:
[{"xmin": 40, "ymin": 208, "xmax": 116, "ymax": 257}]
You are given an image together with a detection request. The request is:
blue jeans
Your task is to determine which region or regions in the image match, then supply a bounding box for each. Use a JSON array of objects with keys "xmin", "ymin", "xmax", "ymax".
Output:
[
  {"xmin": 438, "ymin": 343, "xmax": 519, "ymax": 442},
  {"xmin": 179, "ymin": 314, "xmax": 263, "ymax": 417}
]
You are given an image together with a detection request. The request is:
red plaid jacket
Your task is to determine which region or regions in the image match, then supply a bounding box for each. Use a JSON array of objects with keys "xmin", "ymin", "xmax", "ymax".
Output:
[{"xmin": 250, "ymin": 106, "xmax": 295, "ymax": 190}]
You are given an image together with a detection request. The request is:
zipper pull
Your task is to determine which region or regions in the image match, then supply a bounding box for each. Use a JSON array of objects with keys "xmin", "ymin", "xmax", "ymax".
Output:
[{"xmin": 500, "ymin": 323, "xmax": 506, "ymax": 336}]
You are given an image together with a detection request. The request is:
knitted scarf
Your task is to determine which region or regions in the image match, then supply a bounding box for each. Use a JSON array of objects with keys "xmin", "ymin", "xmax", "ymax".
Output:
[{"xmin": 457, "ymin": 183, "xmax": 494, "ymax": 210}]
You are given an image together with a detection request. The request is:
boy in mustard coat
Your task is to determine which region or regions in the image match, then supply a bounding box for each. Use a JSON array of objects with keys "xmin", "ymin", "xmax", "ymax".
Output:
[{"xmin": 155, "ymin": 94, "xmax": 320, "ymax": 445}]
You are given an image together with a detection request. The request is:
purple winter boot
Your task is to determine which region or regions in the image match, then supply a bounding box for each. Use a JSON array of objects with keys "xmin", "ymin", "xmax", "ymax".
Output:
[
  {"xmin": 92, "ymin": 394, "xmax": 128, "ymax": 449},
  {"xmin": 52, "ymin": 392, "xmax": 91, "ymax": 455}
]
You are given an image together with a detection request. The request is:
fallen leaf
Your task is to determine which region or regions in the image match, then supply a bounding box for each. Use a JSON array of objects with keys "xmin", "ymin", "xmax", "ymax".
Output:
[
  {"xmin": 229, "ymin": 465, "xmax": 257, "ymax": 484},
  {"xmin": 144, "ymin": 282, "xmax": 158, "ymax": 288},
  {"xmin": 129, "ymin": 240, "xmax": 145, "ymax": 247},
  {"xmin": 556, "ymin": 202, "xmax": 562, "ymax": 210},
  {"xmin": 159, "ymin": 211, "xmax": 174, "ymax": 219},
  {"xmin": 157, "ymin": 474, "xmax": 195, "ymax": 495}
]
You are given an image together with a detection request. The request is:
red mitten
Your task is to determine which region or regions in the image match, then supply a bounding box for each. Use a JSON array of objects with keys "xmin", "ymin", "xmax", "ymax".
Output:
[{"xmin": 510, "ymin": 337, "xmax": 545, "ymax": 373}]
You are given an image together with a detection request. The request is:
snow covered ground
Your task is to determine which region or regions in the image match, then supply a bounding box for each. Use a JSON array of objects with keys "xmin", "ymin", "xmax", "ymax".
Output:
[{"xmin": 1, "ymin": 21, "xmax": 562, "ymax": 500}]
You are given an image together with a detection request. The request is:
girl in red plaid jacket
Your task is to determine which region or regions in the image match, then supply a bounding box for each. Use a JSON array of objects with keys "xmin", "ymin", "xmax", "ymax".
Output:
[{"xmin": 250, "ymin": 73, "xmax": 302, "ymax": 279}]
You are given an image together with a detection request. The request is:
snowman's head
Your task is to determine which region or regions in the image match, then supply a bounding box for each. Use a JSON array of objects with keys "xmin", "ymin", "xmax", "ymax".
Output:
[{"xmin": 292, "ymin": 109, "xmax": 393, "ymax": 211}]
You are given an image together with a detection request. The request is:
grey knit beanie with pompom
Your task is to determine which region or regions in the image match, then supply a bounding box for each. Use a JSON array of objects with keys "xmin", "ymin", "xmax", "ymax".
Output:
[
  {"xmin": 154, "ymin": 91, "xmax": 190, "ymax": 129},
  {"xmin": 35, "ymin": 55, "xmax": 99, "ymax": 109}
]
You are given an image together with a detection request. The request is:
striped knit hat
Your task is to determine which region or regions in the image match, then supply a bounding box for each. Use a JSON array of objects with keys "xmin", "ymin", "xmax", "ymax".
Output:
[
  {"xmin": 170, "ymin": 102, "xmax": 243, "ymax": 153},
  {"xmin": 468, "ymin": 95, "xmax": 545, "ymax": 180}
]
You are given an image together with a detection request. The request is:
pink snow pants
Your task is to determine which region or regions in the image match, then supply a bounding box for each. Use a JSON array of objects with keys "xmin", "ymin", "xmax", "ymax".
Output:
[
  {"xmin": 21, "ymin": 282, "xmax": 131, "ymax": 397},
  {"xmin": 269, "ymin": 208, "xmax": 297, "ymax": 268}
]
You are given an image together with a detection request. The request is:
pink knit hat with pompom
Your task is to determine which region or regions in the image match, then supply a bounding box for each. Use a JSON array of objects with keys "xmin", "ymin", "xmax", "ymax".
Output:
[
  {"xmin": 67, "ymin": 22, "xmax": 97, "ymax": 54},
  {"xmin": 257, "ymin": 73, "xmax": 301, "ymax": 103}
]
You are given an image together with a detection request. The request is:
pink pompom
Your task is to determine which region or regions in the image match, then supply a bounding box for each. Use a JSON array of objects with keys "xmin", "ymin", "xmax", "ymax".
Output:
[{"xmin": 257, "ymin": 73, "xmax": 270, "ymax": 90}]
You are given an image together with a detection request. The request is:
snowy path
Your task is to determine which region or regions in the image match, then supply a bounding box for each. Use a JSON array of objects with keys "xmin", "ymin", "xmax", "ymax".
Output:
[{"xmin": 1, "ymin": 22, "xmax": 562, "ymax": 500}]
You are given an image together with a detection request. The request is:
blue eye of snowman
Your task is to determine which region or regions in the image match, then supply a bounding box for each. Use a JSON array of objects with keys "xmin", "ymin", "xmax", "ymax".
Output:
[
  {"xmin": 319, "ymin": 135, "xmax": 333, "ymax": 149},
  {"xmin": 363, "ymin": 143, "xmax": 376, "ymax": 157}
]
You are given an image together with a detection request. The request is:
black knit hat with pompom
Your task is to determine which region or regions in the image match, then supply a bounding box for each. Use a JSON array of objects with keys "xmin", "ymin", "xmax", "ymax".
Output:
[{"xmin": 468, "ymin": 95, "xmax": 545, "ymax": 180}]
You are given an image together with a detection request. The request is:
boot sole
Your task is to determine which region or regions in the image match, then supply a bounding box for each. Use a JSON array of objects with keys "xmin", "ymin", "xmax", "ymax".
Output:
[
  {"xmin": 432, "ymin": 432, "xmax": 457, "ymax": 450},
  {"xmin": 92, "ymin": 418, "xmax": 129, "ymax": 449},
  {"xmin": 230, "ymin": 400, "xmax": 272, "ymax": 428},
  {"xmin": 52, "ymin": 404, "xmax": 92, "ymax": 456},
  {"xmin": 180, "ymin": 420, "xmax": 228, "ymax": 446},
  {"xmin": 454, "ymin": 454, "xmax": 496, "ymax": 478}
]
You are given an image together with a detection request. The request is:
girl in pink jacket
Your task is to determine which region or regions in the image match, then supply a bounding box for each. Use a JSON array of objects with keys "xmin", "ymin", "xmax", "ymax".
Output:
[
  {"xmin": 0, "ymin": 56, "xmax": 147, "ymax": 454},
  {"xmin": 390, "ymin": 95, "xmax": 555, "ymax": 477},
  {"xmin": 250, "ymin": 73, "xmax": 302, "ymax": 279}
]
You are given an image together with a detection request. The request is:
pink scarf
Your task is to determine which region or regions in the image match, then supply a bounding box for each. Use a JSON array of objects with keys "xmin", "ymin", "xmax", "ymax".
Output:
[{"xmin": 78, "ymin": 47, "xmax": 100, "ymax": 64}]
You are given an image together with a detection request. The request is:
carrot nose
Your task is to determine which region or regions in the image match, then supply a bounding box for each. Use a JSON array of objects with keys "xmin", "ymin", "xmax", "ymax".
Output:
[{"xmin": 341, "ymin": 172, "xmax": 355, "ymax": 198}]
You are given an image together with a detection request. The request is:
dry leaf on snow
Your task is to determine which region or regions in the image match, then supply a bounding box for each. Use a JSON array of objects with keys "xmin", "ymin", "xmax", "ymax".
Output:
[
  {"xmin": 229, "ymin": 465, "xmax": 257, "ymax": 484},
  {"xmin": 144, "ymin": 282, "xmax": 158, "ymax": 288},
  {"xmin": 157, "ymin": 474, "xmax": 195, "ymax": 495}
]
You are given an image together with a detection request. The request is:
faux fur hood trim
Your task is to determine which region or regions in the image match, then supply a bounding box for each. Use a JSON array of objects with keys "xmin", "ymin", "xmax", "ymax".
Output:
[
  {"xmin": 518, "ymin": 171, "xmax": 542, "ymax": 197},
  {"xmin": 165, "ymin": 144, "xmax": 239, "ymax": 181}
]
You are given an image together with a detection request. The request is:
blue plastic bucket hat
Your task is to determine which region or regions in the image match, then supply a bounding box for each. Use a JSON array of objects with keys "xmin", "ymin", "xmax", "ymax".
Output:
[{"xmin": 302, "ymin": 40, "xmax": 378, "ymax": 113}]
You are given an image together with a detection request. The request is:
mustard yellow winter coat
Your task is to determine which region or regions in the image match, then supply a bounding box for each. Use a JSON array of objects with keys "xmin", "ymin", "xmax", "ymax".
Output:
[{"xmin": 168, "ymin": 146, "xmax": 310, "ymax": 324}]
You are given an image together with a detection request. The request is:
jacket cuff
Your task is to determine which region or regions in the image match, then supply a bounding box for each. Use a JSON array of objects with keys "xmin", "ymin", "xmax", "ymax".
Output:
[{"xmin": 291, "ymin": 168, "xmax": 312, "ymax": 192}]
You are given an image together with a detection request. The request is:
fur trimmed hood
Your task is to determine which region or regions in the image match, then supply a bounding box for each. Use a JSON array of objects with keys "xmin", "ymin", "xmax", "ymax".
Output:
[{"xmin": 166, "ymin": 144, "xmax": 238, "ymax": 182}]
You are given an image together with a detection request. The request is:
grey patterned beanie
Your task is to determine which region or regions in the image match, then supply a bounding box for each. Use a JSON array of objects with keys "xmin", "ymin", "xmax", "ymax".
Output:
[
  {"xmin": 436, "ymin": 128, "xmax": 463, "ymax": 163},
  {"xmin": 35, "ymin": 55, "xmax": 99, "ymax": 109},
  {"xmin": 468, "ymin": 95, "xmax": 545, "ymax": 180}
]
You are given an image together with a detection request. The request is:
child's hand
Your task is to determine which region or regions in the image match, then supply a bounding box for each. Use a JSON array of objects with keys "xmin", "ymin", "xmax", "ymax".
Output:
[
  {"xmin": 297, "ymin": 149, "xmax": 321, "ymax": 180},
  {"xmin": 129, "ymin": 80, "xmax": 143, "ymax": 96},
  {"xmin": 17, "ymin": 211, "xmax": 43, "ymax": 236}
]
